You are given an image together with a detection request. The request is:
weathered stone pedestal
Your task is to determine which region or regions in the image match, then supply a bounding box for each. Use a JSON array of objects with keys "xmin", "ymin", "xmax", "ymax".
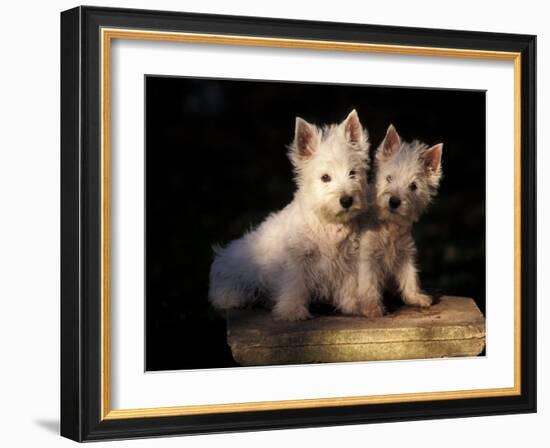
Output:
[{"xmin": 226, "ymin": 296, "xmax": 485, "ymax": 366}]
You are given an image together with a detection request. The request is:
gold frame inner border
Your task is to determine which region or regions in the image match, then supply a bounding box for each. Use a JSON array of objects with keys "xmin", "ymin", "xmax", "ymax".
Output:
[{"xmin": 100, "ymin": 27, "xmax": 522, "ymax": 421}]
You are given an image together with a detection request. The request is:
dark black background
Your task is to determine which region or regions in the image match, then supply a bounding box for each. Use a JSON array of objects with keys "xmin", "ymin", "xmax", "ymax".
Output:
[{"xmin": 145, "ymin": 76, "xmax": 485, "ymax": 371}]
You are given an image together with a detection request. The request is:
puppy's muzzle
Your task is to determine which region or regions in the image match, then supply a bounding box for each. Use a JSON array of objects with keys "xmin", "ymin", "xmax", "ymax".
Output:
[
  {"xmin": 339, "ymin": 195, "xmax": 354, "ymax": 209},
  {"xmin": 389, "ymin": 196, "xmax": 401, "ymax": 210}
]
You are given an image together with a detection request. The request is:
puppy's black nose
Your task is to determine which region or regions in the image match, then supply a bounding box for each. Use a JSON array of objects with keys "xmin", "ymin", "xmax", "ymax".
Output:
[
  {"xmin": 389, "ymin": 196, "xmax": 401, "ymax": 209},
  {"xmin": 340, "ymin": 195, "xmax": 353, "ymax": 209}
]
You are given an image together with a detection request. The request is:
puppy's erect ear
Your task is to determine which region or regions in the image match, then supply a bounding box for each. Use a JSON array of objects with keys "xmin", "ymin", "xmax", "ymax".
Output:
[
  {"xmin": 342, "ymin": 109, "xmax": 367, "ymax": 147},
  {"xmin": 422, "ymin": 143, "xmax": 443, "ymax": 173},
  {"xmin": 422, "ymin": 143, "xmax": 443, "ymax": 188},
  {"xmin": 293, "ymin": 117, "xmax": 317, "ymax": 160},
  {"xmin": 380, "ymin": 124, "xmax": 401, "ymax": 158}
]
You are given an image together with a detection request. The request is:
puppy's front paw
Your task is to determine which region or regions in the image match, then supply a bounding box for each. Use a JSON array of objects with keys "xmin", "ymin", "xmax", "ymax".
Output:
[
  {"xmin": 272, "ymin": 303, "xmax": 312, "ymax": 322},
  {"xmin": 359, "ymin": 300, "xmax": 386, "ymax": 318},
  {"xmin": 406, "ymin": 293, "xmax": 432, "ymax": 308}
]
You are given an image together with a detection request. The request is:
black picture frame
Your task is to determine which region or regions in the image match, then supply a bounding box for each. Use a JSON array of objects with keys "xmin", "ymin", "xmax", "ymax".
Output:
[{"xmin": 61, "ymin": 5, "xmax": 536, "ymax": 442}]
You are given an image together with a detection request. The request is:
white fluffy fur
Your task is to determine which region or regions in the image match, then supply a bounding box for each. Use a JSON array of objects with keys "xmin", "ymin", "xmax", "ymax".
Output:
[
  {"xmin": 356, "ymin": 124, "xmax": 443, "ymax": 317},
  {"xmin": 208, "ymin": 110, "xmax": 370, "ymax": 320}
]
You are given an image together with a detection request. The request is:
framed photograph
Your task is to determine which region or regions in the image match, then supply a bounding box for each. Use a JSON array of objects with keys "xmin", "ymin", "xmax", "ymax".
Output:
[{"xmin": 61, "ymin": 6, "xmax": 536, "ymax": 442}]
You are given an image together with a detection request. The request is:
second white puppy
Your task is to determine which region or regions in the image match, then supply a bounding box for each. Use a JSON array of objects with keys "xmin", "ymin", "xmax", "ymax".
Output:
[{"xmin": 356, "ymin": 124, "xmax": 443, "ymax": 317}]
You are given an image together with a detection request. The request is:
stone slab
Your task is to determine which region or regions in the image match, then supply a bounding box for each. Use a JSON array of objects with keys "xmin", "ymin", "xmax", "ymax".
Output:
[{"xmin": 226, "ymin": 296, "xmax": 485, "ymax": 366}]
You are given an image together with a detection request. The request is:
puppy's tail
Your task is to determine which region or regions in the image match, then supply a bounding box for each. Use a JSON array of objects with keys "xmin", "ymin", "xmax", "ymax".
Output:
[
  {"xmin": 208, "ymin": 242, "xmax": 253, "ymax": 311},
  {"xmin": 211, "ymin": 244, "xmax": 224, "ymax": 257}
]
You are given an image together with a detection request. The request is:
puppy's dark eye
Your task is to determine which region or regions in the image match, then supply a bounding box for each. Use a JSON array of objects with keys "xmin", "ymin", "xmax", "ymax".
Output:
[
  {"xmin": 409, "ymin": 182, "xmax": 417, "ymax": 191},
  {"xmin": 386, "ymin": 175, "xmax": 392, "ymax": 183},
  {"xmin": 321, "ymin": 174, "xmax": 331, "ymax": 183},
  {"xmin": 349, "ymin": 170, "xmax": 356, "ymax": 178}
]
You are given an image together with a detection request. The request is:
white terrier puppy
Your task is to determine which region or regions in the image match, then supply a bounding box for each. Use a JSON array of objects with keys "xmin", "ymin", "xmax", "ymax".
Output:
[
  {"xmin": 209, "ymin": 110, "xmax": 370, "ymax": 321},
  {"xmin": 356, "ymin": 124, "xmax": 443, "ymax": 317}
]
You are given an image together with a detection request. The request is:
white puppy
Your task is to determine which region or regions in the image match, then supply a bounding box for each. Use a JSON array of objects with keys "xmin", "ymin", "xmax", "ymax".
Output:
[
  {"xmin": 208, "ymin": 110, "xmax": 370, "ymax": 320},
  {"xmin": 356, "ymin": 124, "xmax": 443, "ymax": 317}
]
